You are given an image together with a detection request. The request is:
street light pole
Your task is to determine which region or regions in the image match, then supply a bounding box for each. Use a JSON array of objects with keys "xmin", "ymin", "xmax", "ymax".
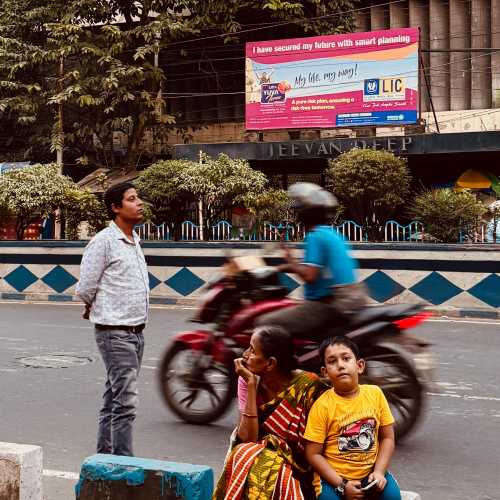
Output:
[{"xmin": 54, "ymin": 56, "xmax": 64, "ymax": 239}]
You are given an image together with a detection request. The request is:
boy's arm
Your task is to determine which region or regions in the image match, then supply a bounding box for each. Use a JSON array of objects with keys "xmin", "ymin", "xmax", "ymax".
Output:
[
  {"xmin": 305, "ymin": 441, "xmax": 343, "ymax": 487},
  {"xmin": 369, "ymin": 424, "xmax": 395, "ymax": 492},
  {"xmin": 305, "ymin": 441, "xmax": 363, "ymax": 499}
]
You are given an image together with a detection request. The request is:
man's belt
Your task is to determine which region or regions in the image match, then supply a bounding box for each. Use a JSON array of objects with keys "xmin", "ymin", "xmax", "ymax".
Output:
[{"xmin": 95, "ymin": 324, "xmax": 145, "ymax": 334}]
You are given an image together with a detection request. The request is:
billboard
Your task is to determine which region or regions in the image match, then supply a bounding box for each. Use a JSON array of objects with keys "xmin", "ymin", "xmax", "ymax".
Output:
[{"xmin": 245, "ymin": 28, "xmax": 419, "ymax": 130}]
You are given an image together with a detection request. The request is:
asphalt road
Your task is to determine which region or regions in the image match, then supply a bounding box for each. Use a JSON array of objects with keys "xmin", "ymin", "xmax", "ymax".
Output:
[{"xmin": 0, "ymin": 302, "xmax": 499, "ymax": 500}]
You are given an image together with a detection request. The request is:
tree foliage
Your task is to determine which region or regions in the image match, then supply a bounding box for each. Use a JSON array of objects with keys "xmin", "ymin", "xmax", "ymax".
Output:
[
  {"xmin": 242, "ymin": 188, "xmax": 291, "ymax": 225},
  {"xmin": 61, "ymin": 186, "xmax": 107, "ymax": 240},
  {"xmin": 0, "ymin": 0, "xmax": 356, "ymax": 166},
  {"xmin": 0, "ymin": 164, "xmax": 70, "ymax": 239},
  {"xmin": 0, "ymin": 163, "xmax": 107, "ymax": 239},
  {"xmin": 185, "ymin": 154, "xmax": 269, "ymax": 228},
  {"xmin": 135, "ymin": 159, "xmax": 198, "ymax": 238},
  {"xmin": 326, "ymin": 149, "xmax": 412, "ymax": 241},
  {"xmin": 136, "ymin": 154, "xmax": 287, "ymax": 239},
  {"xmin": 409, "ymin": 189, "xmax": 486, "ymax": 243}
]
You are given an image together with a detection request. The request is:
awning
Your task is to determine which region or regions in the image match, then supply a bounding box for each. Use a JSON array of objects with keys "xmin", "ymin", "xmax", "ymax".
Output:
[
  {"xmin": 455, "ymin": 169, "xmax": 500, "ymax": 196},
  {"xmin": 77, "ymin": 168, "xmax": 139, "ymax": 193}
]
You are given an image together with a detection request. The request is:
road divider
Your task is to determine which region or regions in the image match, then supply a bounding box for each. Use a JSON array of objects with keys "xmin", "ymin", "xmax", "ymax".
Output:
[
  {"xmin": 75, "ymin": 454, "xmax": 213, "ymax": 499},
  {"xmin": 0, "ymin": 442, "xmax": 42, "ymax": 500}
]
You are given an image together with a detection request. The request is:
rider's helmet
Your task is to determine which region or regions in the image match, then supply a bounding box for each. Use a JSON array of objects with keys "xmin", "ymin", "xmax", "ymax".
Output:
[{"xmin": 287, "ymin": 182, "xmax": 338, "ymax": 227}]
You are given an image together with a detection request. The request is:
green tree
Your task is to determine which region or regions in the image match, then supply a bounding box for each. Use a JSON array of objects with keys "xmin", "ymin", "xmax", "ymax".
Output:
[
  {"xmin": 137, "ymin": 154, "xmax": 285, "ymax": 239},
  {"xmin": 135, "ymin": 159, "xmax": 198, "ymax": 239},
  {"xmin": 61, "ymin": 187, "xmax": 107, "ymax": 240},
  {"xmin": 185, "ymin": 154, "xmax": 269, "ymax": 234},
  {"xmin": 409, "ymin": 189, "xmax": 487, "ymax": 243},
  {"xmin": 0, "ymin": 0, "xmax": 356, "ymax": 166},
  {"xmin": 326, "ymin": 149, "xmax": 412, "ymax": 241},
  {"xmin": 243, "ymin": 188, "xmax": 291, "ymax": 225},
  {"xmin": 0, "ymin": 163, "xmax": 71, "ymax": 239}
]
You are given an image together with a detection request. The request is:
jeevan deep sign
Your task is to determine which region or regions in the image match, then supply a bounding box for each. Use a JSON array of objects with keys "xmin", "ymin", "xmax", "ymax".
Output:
[{"xmin": 245, "ymin": 28, "xmax": 419, "ymax": 130}]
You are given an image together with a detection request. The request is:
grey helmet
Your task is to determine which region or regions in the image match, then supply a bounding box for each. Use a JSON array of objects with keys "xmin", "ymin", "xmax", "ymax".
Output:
[{"xmin": 287, "ymin": 182, "xmax": 338, "ymax": 210}]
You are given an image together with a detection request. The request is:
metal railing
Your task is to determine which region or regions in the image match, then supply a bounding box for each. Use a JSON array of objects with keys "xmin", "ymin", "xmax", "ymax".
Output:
[
  {"xmin": 211, "ymin": 220, "xmax": 232, "ymax": 241},
  {"xmin": 72, "ymin": 219, "xmax": 500, "ymax": 243},
  {"xmin": 181, "ymin": 221, "xmax": 201, "ymax": 240},
  {"xmin": 385, "ymin": 220, "xmax": 425, "ymax": 242},
  {"xmin": 335, "ymin": 221, "xmax": 365, "ymax": 242},
  {"xmin": 136, "ymin": 222, "xmax": 171, "ymax": 241}
]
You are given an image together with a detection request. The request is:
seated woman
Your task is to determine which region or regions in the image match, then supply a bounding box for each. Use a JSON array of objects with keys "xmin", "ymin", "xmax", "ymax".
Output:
[{"xmin": 213, "ymin": 326, "xmax": 327, "ymax": 500}]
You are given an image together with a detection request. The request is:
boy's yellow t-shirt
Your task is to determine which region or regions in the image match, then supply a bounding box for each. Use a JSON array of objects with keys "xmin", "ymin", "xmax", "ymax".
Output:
[{"xmin": 304, "ymin": 384, "xmax": 394, "ymax": 489}]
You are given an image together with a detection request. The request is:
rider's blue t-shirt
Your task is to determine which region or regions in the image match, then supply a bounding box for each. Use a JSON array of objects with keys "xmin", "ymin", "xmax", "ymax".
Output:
[{"xmin": 303, "ymin": 225, "xmax": 357, "ymax": 300}]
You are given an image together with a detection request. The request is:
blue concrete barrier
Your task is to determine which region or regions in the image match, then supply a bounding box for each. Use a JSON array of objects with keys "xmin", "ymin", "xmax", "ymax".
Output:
[{"xmin": 75, "ymin": 454, "xmax": 213, "ymax": 500}]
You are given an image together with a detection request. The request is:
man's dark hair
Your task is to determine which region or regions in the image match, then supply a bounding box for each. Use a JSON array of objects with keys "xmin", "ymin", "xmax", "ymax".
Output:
[
  {"xmin": 254, "ymin": 325, "xmax": 297, "ymax": 374},
  {"xmin": 319, "ymin": 336, "xmax": 360, "ymax": 364},
  {"xmin": 104, "ymin": 182, "xmax": 135, "ymax": 220}
]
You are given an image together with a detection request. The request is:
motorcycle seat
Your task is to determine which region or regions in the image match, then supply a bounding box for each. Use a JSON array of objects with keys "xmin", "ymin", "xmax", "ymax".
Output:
[{"xmin": 349, "ymin": 303, "xmax": 423, "ymax": 327}]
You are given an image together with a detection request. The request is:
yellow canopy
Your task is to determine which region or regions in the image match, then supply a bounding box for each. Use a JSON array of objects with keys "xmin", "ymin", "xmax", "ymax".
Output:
[{"xmin": 455, "ymin": 169, "xmax": 492, "ymax": 189}]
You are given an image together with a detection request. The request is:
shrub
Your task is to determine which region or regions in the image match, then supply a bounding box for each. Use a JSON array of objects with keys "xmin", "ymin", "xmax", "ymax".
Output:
[
  {"xmin": 409, "ymin": 189, "xmax": 486, "ymax": 243},
  {"xmin": 61, "ymin": 188, "xmax": 108, "ymax": 240},
  {"xmin": 326, "ymin": 149, "xmax": 411, "ymax": 241}
]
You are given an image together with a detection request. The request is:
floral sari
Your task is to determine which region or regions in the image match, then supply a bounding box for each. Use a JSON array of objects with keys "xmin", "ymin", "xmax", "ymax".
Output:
[{"xmin": 213, "ymin": 371, "xmax": 326, "ymax": 500}]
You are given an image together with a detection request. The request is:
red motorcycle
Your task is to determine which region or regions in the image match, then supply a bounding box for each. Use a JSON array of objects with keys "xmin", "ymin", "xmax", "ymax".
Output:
[{"xmin": 158, "ymin": 262, "xmax": 435, "ymax": 440}]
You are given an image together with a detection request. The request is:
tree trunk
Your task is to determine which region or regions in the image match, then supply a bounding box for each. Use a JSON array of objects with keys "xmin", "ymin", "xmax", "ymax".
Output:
[
  {"xmin": 125, "ymin": 114, "xmax": 146, "ymax": 169},
  {"xmin": 15, "ymin": 218, "xmax": 28, "ymax": 240}
]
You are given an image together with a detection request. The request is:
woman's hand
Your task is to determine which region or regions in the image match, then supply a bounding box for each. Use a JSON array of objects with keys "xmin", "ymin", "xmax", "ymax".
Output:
[
  {"xmin": 345, "ymin": 480, "xmax": 364, "ymax": 499},
  {"xmin": 368, "ymin": 470, "xmax": 387, "ymax": 492},
  {"xmin": 234, "ymin": 358, "xmax": 257, "ymax": 384}
]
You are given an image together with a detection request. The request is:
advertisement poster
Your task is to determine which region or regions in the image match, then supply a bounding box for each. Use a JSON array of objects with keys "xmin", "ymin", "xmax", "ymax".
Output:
[{"xmin": 245, "ymin": 28, "xmax": 419, "ymax": 130}]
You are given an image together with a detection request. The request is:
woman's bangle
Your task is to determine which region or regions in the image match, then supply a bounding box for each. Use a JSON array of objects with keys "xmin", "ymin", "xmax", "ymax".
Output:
[{"xmin": 241, "ymin": 412, "xmax": 258, "ymax": 418}]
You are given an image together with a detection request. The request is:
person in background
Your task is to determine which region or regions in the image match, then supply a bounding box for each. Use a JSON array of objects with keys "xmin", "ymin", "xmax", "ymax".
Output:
[
  {"xmin": 76, "ymin": 182, "xmax": 149, "ymax": 456},
  {"xmin": 304, "ymin": 337, "xmax": 400, "ymax": 500},
  {"xmin": 213, "ymin": 326, "xmax": 327, "ymax": 500},
  {"xmin": 256, "ymin": 182, "xmax": 366, "ymax": 341}
]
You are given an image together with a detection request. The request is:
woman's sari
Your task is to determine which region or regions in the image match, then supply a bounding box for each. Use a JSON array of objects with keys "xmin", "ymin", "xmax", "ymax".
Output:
[{"xmin": 213, "ymin": 371, "xmax": 327, "ymax": 500}]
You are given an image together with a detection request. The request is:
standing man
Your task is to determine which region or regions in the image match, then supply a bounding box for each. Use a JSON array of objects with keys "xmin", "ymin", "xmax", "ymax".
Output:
[{"xmin": 76, "ymin": 182, "xmax": 150, "ymax": 456}]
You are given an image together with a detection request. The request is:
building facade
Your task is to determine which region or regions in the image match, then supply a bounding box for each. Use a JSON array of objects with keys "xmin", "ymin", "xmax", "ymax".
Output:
[{"xmin": 164, "ymin": 0, "xmax": 500, "ymax": 189}]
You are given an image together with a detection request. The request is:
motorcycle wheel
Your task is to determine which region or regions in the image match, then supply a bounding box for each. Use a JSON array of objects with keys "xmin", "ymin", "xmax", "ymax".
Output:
[
  {"xmin": 362, "ymin": 346, "xmax": 423, "ymax": 441},
  {"xmin": 158, "ymin": 341, "xmax": 237, "ymax": 425}
]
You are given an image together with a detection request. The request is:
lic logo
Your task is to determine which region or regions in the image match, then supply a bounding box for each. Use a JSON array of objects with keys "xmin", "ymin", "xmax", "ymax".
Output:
[{"xmin": 364, "ymin": 79, "xmax": 379, "ymax": 95}]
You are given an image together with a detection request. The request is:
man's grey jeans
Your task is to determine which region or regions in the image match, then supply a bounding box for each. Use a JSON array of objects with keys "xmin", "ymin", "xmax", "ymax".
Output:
[{"xmin": 95, "ymin": 327, "xmax": 144, "ymax": 456}]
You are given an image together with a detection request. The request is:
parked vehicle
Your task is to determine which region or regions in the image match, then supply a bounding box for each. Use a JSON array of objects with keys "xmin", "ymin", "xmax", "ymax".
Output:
[{"xmin": 158, "ymin": 260, "xmax": 435, "ymax": 440}]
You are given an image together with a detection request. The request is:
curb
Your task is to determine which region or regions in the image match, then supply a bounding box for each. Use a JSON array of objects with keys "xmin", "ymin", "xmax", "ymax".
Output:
[{"xmin": 0, "ymin": 292, "xmax": 498, "ymax": 320}]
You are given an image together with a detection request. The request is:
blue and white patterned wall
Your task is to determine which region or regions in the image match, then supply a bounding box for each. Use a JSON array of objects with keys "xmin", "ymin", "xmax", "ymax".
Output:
[{"xmin": 0, "ymin": 242, "xmax": 499, "ymax": 317}]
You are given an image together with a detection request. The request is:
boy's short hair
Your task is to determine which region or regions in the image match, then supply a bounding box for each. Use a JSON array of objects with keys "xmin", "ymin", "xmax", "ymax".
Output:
[
  {"xmin": 104, "ymin": 182, "xmax": 135, "ymax": 220},
  {"xmin": 319, "ymin": 336, "xmax": 361, "ymax": 364}
]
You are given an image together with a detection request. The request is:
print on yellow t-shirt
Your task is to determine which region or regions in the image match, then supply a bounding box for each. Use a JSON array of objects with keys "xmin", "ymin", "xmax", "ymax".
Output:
[{"xmin": 304, "ymin": 384, "xmax": 395, "ymax": 491}]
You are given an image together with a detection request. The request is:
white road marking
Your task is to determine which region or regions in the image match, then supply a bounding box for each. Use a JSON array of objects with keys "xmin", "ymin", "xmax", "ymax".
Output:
[
  {"xmin": 142, "ymin": 365, "xmax": 157, "ymax": 370},
  {"xmin": 427, "ymin": 318, "xmax": 500, "ymax": 326},
  {"xmin": 43, "ymin": 469, "xmax": 80, "ymax": 480},
  {"xmin": 32, "ymin": 323, "xmax": 91, "ymax": 330},
  {"xmin": 427, "ymin": 392, "xmax": 500, "ymax": 402}
]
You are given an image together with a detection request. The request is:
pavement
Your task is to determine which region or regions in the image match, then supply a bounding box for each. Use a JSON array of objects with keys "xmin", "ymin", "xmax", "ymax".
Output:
[{"xmin": 0, "ymin": 302, "xmax": 499, "ymax": 499}]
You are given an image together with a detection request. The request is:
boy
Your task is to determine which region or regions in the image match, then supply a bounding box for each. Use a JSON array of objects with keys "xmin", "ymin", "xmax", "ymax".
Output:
[{"xmin": 304, "ymin": 337, "xmax": 401, "ymax": 499}]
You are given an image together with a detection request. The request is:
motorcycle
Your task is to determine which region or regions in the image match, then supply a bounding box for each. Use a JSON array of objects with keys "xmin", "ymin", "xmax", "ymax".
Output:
[{"xmin": 158, "ymin": 257, "xmax": 435, "ymax": 440}]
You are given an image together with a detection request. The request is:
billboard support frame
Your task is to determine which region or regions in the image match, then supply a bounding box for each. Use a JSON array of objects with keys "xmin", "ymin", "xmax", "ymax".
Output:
[
  {"xmin": 419, "ymin": 52, "xmax": 440, "ymax": 133},
  {"xmin": 418, "ymin": 28, "xmax": 422, "ymax": 125}
]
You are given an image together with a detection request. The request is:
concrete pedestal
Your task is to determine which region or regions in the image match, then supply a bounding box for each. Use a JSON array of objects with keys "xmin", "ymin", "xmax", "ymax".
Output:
[
  {"xmin": 75, "ymin": 455, "xmax": 213, "ymax": 500},
  {"xmin": 0, "ymin": 442, "xmax": 43, "ymax": 500}
]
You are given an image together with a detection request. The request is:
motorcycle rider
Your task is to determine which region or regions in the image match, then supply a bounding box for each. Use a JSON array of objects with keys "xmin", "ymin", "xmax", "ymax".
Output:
[{"xmin": 256, "ymin": 182, "xmax": 367, "ymax": 340}]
